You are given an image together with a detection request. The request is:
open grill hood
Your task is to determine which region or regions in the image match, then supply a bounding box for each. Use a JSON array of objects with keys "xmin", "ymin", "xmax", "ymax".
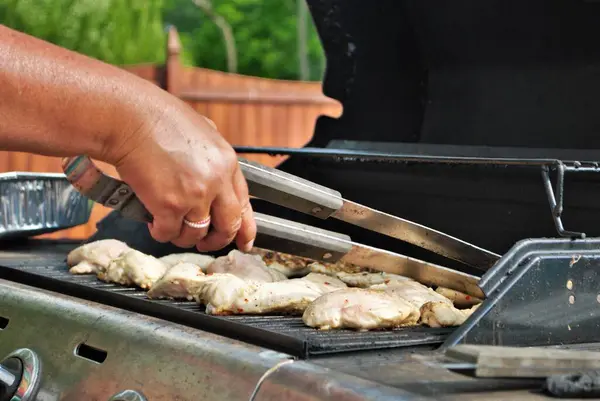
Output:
[{"xmin": 304, "ymin": 0, "xmax": 600, "ymax": 149}]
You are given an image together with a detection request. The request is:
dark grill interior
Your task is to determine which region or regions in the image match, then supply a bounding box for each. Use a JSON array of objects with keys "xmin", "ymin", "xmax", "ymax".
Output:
[{"xmin": 0, "ymin": 243, "xmax": 451, "ymax": 359}]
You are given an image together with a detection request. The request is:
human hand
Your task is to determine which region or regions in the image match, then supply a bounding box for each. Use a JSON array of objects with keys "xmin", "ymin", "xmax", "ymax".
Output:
[{"xmin": 103, "ymin": 93, "xmax": 256, "ymax": 253}]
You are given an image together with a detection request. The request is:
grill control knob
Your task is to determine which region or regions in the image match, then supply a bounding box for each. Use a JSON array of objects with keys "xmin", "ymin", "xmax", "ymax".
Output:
[
  {"xmin": 108, "ymin": 390, "xmax": 148, "ymax": 401},
  {"xmin": 0, "ymin": 357, "xmax": 22, "ymax": 401},
  {"xmin": 0, "ymin": 349, "xmax": 41, "ymax": 401}
]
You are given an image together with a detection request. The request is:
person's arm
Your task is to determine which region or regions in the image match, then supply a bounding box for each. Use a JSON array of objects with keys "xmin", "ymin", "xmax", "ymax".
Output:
[
  {"xmin": 0, "ymin": 25, "xmax": 256, "ymax": 252},
  {"xmin": 0, "ymin": 24, "xmax": 157, "ymax": 161}
]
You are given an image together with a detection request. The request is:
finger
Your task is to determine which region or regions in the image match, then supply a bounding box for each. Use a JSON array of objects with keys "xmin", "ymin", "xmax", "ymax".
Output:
[
  {"xmin": 204, "ymin": 116, "xmax": 217, "ymax": 130},
  {"xmin": 231, "ymin": 167, "xmax": 256, "ymax": 252},
  {"xmin": 195, "ymin": 182, "xmax": 242, "ymax": 252},
  {"xmin": 148, "ymin": 211, "xmax": 184, "ymax": 243},
  {"xmin": 170, "ymin": 206, "xmax": 212, "ymax": 249}
]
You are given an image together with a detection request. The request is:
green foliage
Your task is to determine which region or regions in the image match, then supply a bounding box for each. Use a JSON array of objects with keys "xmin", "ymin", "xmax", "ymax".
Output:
[
  {"xmin": 163, "ymin": 0, "xmax": 325, "ymax": 80},
  {"xmin": 0, "ymin": 0, "xmax": 166, "ymax": 65},
  {"xmin": 0, "ymin": 0, "xmax": 326, "ymax": 80}
]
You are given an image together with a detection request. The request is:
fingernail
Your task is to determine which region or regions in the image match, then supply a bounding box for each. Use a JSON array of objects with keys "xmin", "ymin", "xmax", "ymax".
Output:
[{"xmin": 242, "ymin": 239, "xmax": 255, "ymax": 252}]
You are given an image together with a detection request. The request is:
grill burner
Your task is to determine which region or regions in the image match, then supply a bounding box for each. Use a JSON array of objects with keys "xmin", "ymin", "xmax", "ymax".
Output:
[{"xmin": 0, "ymin": 242, "xmax": 451, "ymax": 359}]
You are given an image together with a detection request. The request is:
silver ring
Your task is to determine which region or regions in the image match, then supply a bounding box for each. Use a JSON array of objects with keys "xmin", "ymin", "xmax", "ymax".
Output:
[{"xmin": 183, "ymin": 216, "xmax": 211, "ymax": 229}]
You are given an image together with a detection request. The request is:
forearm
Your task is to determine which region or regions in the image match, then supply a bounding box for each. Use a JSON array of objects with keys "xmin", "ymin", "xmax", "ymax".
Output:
[{"xmin": 0, "ymin": 25, "xmax": 164, "ymax": 163}]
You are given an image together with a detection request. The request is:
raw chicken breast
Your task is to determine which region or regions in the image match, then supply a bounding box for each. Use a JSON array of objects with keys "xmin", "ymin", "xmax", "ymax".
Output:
[
  {"xmin": 68, "ymin": 239, "xmax": 131, "ymax": 274},
  {"xmin": 147, "ymin": 263, "xmax": 207, "ymax": 300},
  {"xmin": 435, "ymin": 286, "xmax": 482, "ymax": 308},
  {"xmin": 303, "ymin": 288, "xmax": 420, "ymax": 330},
  {"xmin": 207, "ymin": 250, "xmax": 287, "ymax": 282},
  {"xmin": 159, "ymin": 253, "xmax": 215, "ymax": 271},
  {"xmin": 197, "ymin": 273, "xmax": 346, "ymax": 315},
  {"xmin": 101, "ymin": 250, "xmax": 168, "ymax": 290}
]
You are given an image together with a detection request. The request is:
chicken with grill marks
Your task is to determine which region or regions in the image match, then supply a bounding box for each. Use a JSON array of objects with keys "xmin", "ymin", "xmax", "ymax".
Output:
[
  {"xmin": 196, "ymin": 273, "xmax": 347, "ymax": 315},
  {"xmin": 308, "ymin": 262, "xmax": 370, "ymax": 277},
  {"xmin": 251, "ymin": 248, "xmax": 313, "ymax": 277},
  {"xmin": 159, "ymin": 253, "xmax": 215, "ymax": 272},
  {"xmin": 147, "ymin": 262, "xmax": 207, "ymax": 300},
  {"xmin": 207, "ymin": 249, "xmax": 287, "ymax": 282},
  {"xmin": 302, "ymin": 288, "xmax": 420, "ymax": 330},
  {"xmin": 101, "ymin": 249, "xmax": 168, "ymax": 290},
  {"xmin": 67, "ymin": 239, "xmax": 131, "ymax": 274}
]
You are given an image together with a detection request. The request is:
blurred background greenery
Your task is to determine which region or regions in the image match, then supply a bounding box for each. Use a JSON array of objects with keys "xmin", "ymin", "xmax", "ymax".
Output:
[{"xmin": 0, "ymin": 0, "xmax": 325, "ymax": 81}]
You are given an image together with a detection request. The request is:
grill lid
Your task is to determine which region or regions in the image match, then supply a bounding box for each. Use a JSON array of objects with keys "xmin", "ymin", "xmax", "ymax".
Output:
[{"xmin": 306, "ymin": 0, "xmax": 600, "ymax": 150}]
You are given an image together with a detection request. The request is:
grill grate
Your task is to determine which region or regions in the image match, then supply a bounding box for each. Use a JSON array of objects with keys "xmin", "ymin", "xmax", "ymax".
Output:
[{"xmin": 0, "ymin": 260, "xmax": 452, "ymax": 359}]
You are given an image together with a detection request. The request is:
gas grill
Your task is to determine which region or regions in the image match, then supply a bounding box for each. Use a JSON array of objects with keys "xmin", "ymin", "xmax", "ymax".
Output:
[{"xmin": 3, "ymin": 1, "xmax": 600, "ymax": 400}]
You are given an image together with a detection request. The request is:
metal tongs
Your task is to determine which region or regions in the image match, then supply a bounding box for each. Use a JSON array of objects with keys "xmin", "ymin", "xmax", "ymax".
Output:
[{"xmin": 62, "ymin": 155, "xmax": 498, "ymax": 298}]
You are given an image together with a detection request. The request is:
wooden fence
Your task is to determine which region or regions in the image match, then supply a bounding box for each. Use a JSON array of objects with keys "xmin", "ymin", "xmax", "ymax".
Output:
[{"xmin": 0, "ymin": 27, "xmax": 341, "ymax": 239}]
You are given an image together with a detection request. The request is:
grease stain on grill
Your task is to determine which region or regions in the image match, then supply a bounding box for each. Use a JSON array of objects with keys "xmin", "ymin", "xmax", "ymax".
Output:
[{"xmin": 0, "ymin": 262, "xmax": 453, "ymax": 359}]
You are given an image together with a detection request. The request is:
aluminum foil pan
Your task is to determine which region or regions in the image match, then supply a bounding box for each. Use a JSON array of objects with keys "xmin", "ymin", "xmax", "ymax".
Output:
[{"xmin": 0, "ymin": 172, "xmax": 93, "ymax": 239}]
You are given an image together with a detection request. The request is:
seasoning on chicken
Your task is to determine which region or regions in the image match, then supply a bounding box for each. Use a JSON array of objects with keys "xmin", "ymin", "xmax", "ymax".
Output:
[
  {"xmin": 251, "ymin": 248, "xmax": 313, "ymax": 277},
  {"xmin": 147, "ymin": 263, "xmax": 207, "ymax": 300},
  {"xmin": 158, "ymin": 253, "xmax": 215, "ymax": 272},
  {"xmin": 309, "ymin": 262, "xmax": 369, "ymax": 277},
  {"xmin": 435, "ymin": 286, "xmax": 483, "ymax": 308},
  {"xmin": 196, "ymin": 273, "xmax": 346, "ymax": 315},
  {"xmin": 207, "ymin": 249, "xmax": 287, "ymax": 282},
  {"xmin": 302, "ymin": 288, "xmax": 420, "ymax": 330},
  {"xmin": 101, "ymin": 250, "xmax": 168, "ymax": 290},
  {"xmin": 67, "ymin": 239, "xmax": 131, "ymax": 274}
]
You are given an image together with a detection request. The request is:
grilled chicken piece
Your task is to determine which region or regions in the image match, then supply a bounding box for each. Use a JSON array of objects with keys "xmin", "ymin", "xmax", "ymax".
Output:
[
  {"xmin": 101, "ymin": 250, "xmax": 168, "ymax": 290},
  {"xmin": 371, "ymin": 281, "xmax": 474, "ymax": 328},
  {"xmin": 207, "ymin": 250, "xmax": 287, "ymax": 282},
  {"xmin": 303, "ymin": 288, "xmax": 420, "ymax": 330},
  {"xmin": 435, "ymin": 286, "xmax": 483, "ymax": 308},
  {"xmin": 335, "ymin": 272, "xmax": 414, "ymax": 288},
  {"xmin": 309, "ymin": 262, "xmax": 370, "ymax": 277},
  {"xmin": 371, "ymin": 280, "xmax": 452, "ymax": 307},
  {"xmin": 159, "ymin": 253, "xmax": 215, "ymax": 272},
  {"xmin": 68, "ymin": 239, "xmax": 131, "ymax": 274},
  {"xmin": 419, "ymin": 301, "xmax": 480, "ymax": 328},
  {"xmin": 147, "ymin": 263, "xmax": 207, "ymax": 300},
  {"xmin": 197, "ymin": 273, "xmax": 346, "ymax": 315},
  {"xmin": 194, "ymin": 274, "xmax": 260, "ymax": 314},
  {"xmin": 308, "ymin": 263, "xmax": 415, "ymax": 287},
  {"xmin": 251, "ymin": 248, "xmax": 313, "ymax": 277}
]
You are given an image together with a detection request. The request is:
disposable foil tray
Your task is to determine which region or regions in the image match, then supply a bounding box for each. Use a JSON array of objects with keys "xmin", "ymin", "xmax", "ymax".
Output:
[{"xmin": 0, "ymin": 172, "xmax": 93, "ymax": 239}]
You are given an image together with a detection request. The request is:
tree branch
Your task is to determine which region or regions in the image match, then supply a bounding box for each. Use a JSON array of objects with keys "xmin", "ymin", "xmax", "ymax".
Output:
[
  {"xmin": 192, "ymin": 0, "xmax": 238, "ymax": 73},
  {"xmin": 296, "ymin": 0, "xmax": 309, "ymax": 80}
]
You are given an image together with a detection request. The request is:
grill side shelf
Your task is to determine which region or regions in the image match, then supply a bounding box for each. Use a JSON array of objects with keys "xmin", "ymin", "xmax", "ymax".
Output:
[{"xmin": 0, "ymin": 263, "xmax": 452, "ymax": 358}]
